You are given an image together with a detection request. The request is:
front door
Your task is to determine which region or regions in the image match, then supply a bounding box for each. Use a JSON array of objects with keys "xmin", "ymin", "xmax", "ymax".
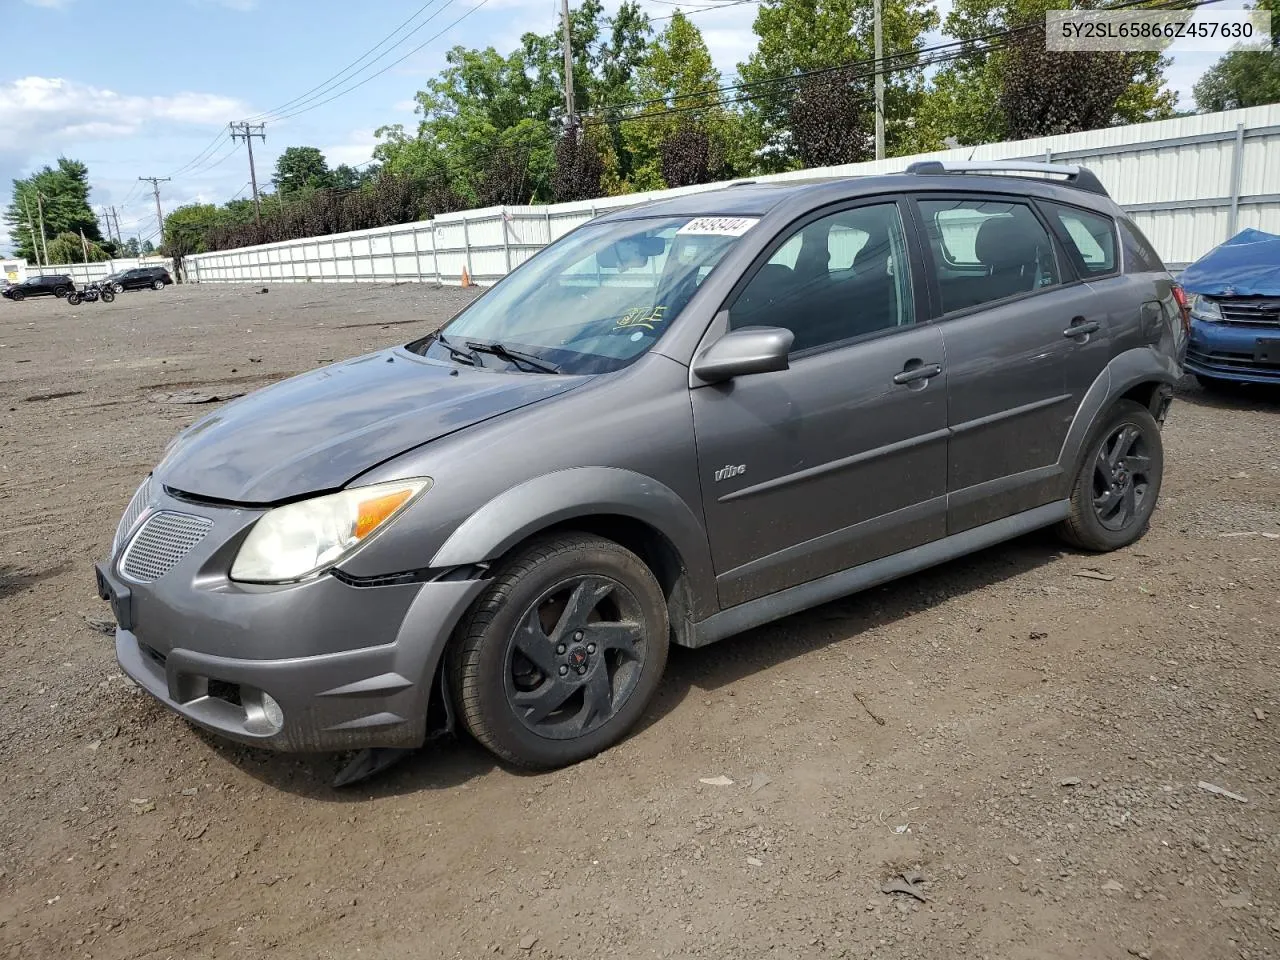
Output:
[
  {"xmin": 912, "ymin": 194, "xmax": 1111, "ymax": 533},
  {"xmin": 690, "ymin": 200, "xmax": 950, "ymax": 609}
]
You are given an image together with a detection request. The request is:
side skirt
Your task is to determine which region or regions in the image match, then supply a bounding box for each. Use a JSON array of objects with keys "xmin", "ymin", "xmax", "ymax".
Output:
[{"xmin": 687, "ymin": 500, "xmax": 1069, "ymax": 648}]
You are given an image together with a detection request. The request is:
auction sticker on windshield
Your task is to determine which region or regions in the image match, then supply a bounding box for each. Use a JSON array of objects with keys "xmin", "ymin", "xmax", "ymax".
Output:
[{"xmin": 677, "ymin": 217, "xmax": 759, "ymax": 237}]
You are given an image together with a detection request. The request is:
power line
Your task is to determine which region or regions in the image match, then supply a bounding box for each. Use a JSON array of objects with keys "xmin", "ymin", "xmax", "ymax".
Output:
[
  {"xmin": 268, "ymin": 0, "xmax": 494, "ymax": 123},
  {"xmin": 168, "ymin": 130, "xmax": 232, "ymax": 178},
  {"xmin": 185, "ymin": 140, "xmax": 242, "ymax": 177},
  {"xmin": 651, "ymin": 0, "xmax": 762, "ymax": 20},
  {"xmin": 246, "ymin": 0, "xmax": 456, "ymax": 123}
]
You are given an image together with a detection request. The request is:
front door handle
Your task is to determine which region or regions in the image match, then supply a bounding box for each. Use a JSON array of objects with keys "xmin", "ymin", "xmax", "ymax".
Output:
[
  {"xmin": 1063, "ymin": 317, "xmax": 1101, "ymax": 338},
  {"xmin": 893, "ymin": 361, "xmax": 943, "ymax": 385}
]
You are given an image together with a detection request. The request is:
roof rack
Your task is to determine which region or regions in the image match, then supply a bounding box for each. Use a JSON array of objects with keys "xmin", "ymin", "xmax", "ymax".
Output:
[{"xmin": 904, "ymin": 160, "xmax": 1109, "ymax": 198}]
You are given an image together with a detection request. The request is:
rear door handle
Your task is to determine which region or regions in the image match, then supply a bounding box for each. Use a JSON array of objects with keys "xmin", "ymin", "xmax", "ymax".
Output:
[
  {"xmin": 1063, "ymin": 317, "xmax": 1100, "ymax": 338},
  {"xmin": 893, "ymin": 361, "xmax": 943, "ymax": 385}
]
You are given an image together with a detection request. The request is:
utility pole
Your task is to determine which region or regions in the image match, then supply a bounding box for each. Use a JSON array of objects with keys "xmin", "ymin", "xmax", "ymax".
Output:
[
  {"xmin": 79, "ymin": 229, "xmax": 91, "ymax": 262},
  {"xmin": 100, "ymin": 207, "xmax": 117, "ymax": 246},
  {"xmin": 111, "ymin": 207, "xmax": 123, "ymax": 246},
  {"xmin": 35, "ymin": 191, "xmax": 50, "ymax": 267},
  {"xmin": 560, "ymin": 0, "xmax": 576, "ymax": 133},
  {"xmin": 873, "ymin": 0, "xmax": 885, "ymax": 161},
  {"xmin": 139, "ymin": 176, "xmax": 170, "ymax": 248},
  {"xmin": 24, "ymin": 197, "xmax": 42, "ymax": 267},
  {"xmin": 229, "ymin": 122, "xmax": 267, "ymax": 224}
]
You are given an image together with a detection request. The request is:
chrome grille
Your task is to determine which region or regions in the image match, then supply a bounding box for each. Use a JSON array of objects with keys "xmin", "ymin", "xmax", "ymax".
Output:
[
  {"xmin": 113, "ymin": 477, "xmax": 153, "ymax": 553},
  {"xmin": 120, "ymin": 511, "xmax": 213, "ymax": 583},
  {"xmin": 1219, "ymin": 299, "xmax": 1280, "ymax": 328}
]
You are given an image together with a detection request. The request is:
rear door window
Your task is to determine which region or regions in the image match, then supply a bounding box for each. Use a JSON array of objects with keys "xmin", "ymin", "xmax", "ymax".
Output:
[{"xmin": 916, "ymin": 198, "xmax": 1060, "ymax": 314}]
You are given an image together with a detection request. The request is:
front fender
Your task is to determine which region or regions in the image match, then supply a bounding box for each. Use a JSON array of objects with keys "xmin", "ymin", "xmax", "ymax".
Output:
[
  {"xmin": 1058, "ymin": 345, "xmax": 1180, "ymax": 485},
  {"xmin": 429, "ymin": 466, "xmax": 717, "ymax": 620}
]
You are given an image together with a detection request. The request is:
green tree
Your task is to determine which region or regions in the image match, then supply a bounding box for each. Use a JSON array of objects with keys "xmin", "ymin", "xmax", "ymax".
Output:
[
  {"xmin": 122, "ymin": 236, "xmax": 141, "ymax": 257},
  {"xmin": 162, "ymin": 203, "xmax": 222, "ymax": 258},
  {"xmin": 45, "ymin": 231, "xmax": 110, "ymax": 264},
  {"xmin": 5, "ymin": 158, "xmax": 103, "ymax": 262},
  {"xmin": 739, "ymin": 0, "xmax": 940, "ymax": 169},
  {"xmin": 594, "ymin": 1, "xmax": 654, "ymax": 186},
  {"xmin": 273, "ymin": 146, "xmax": 333, "ymax": 194},
  {"xmin": 142, "ymin": 239, "xmax": 156, "ymax": 255},
  {"xmin": 623, "ymin": 12, "xmax": 739, "ymax": 189},
  {"xmin": 1194, "ymin": 0, "xmax": 1279, "ymax": 111},
  {"xmin": 927, "ymin": 0, "xmax": 1176, "ymax": 145}
]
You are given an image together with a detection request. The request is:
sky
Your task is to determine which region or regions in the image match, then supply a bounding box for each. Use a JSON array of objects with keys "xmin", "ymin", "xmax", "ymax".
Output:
[{"xmin": 1, "ymin": 0, "xmax": 1228, "ymax": 256}]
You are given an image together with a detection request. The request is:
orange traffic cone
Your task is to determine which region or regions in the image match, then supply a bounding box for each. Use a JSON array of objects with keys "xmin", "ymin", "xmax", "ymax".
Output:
[{"xmin": 460, "ymin": 265, "xmax": 472, "ymax": 288}]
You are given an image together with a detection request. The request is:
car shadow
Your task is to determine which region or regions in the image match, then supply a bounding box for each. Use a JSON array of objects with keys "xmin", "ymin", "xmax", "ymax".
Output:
[
  {"xmin": 1175, "ymin": 374, "xmax": 1280, "ymax": 410},
  {"xmin": 210, "ymin": 527, "xmax": 1066, "ymax": 801}
]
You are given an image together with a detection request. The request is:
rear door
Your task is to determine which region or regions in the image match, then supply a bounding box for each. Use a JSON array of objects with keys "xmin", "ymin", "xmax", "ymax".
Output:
[
  {"xmin": 912, "ymin": 193, "xmax": 1110, "ymax": 533},
  {"xmin": 690, "ymin": 198, "xmax": 950, "ymax": 608}
]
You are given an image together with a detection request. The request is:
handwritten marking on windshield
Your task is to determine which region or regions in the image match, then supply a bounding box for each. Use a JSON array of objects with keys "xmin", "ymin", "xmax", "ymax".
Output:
[{"xmin": 615, "ymin": 305, "xmax": 668, "ymax": 331}]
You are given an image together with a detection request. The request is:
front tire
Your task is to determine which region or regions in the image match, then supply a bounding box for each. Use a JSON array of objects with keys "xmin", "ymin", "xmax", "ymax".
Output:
[
  {"xmin": 1057, "ymin": 399, "xmax": 1164, "ymax": 551},
  {"xmin": 101, "ymin": 288, "xmax": 115, "ymax": 303},
  {"xmin": 450, "ymin": 533, "xmax": 669, "ymax": 769},
  {"xmin": 10, "ymin": 290, "xmax": 24, "ymax": 302},
  {"xmin": 66, "ymin": 292, "xmax": 82, "ymax": 306},
  {"xmin": 111, "ymin": 282, "xmax": 124, "ymax": 294}
]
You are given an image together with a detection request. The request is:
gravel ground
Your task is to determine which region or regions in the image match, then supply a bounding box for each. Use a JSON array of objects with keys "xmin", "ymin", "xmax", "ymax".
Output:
[{"xmin": 1, "ymin": 283, "xmax": 1278, "ymax": 960}]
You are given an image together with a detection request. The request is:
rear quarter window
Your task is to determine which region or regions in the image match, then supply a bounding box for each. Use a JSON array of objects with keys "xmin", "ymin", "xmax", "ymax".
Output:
[
  {"xmin": 1119, "ymin": 220, "xmax": 1165, "ymax": 273},
  {"xmin": 1042, "ymin": 202, "xmax": 1117, "ymax": 277}
]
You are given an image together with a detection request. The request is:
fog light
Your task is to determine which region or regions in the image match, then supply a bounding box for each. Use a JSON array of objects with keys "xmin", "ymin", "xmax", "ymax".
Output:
[
  {"xmin": 260, "ymin": 692, "xmax": 284, "ymax": 729},
  {"xmin": 242, "ymin": 688, "xmax": 285, "ymax": 736}
]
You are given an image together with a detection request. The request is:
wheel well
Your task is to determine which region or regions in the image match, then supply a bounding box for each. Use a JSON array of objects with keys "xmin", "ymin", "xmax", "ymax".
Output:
[
  {"xmin": 1120, "ymin": 381, "xmax": 1163, "ymax": 416},
  {"xmin": 535, "ymin": 515, "xmax": 697, "ymax": 647}
]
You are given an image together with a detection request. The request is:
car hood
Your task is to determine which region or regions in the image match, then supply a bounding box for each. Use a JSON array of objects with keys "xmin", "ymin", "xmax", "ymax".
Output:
[{"xmin": 155, "ymin": 348, "xmax": 588, "ymax": 504}]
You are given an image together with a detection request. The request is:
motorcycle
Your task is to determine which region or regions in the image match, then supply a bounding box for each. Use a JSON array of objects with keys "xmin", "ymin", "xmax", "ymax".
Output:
[{"xmin": 67, "ymin": 282, "xmax": 115, "ymax": 306}]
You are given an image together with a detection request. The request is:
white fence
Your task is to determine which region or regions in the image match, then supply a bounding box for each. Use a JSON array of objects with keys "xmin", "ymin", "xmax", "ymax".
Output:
[
  {"xmin": 182, "ymin": 104, "xmax": 1280, "ymax": 286},
  {"xmin": 4, "ymin": 257, "xmax": 175, "ymax": 286}
]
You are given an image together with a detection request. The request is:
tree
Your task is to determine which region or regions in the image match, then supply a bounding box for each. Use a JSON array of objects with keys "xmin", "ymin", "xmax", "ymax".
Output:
[
  {"xmin": 623, "ymin": 12, "xmax": 734, "ymax": 189},
  {"xmin": 273, "ymin": 146, "xmax": 333, "ymax": 194},
  {"xmin": 141, "ymin": 239, "xmax": 156, "ymax": 255},
  {"xmin": 552, "ymin": 128, "xmax": 606, "ymax": 201},
  {"xmin": 5, "ymin": 157, "xmax": 103, "ymax": 262},
  {"xmin": 594, "ymin": 1, "xmax": 653, "ymax": 185},
  {"xmin": 122, "ymin": 237, "xmax": 141, "ymax": 257},
  {"xmin": 927, "ymin": 0, "xmax": 1176, "ymax": 145},
  {"xmin": 1194, "ymin": 0, "xmax": 1279, "ymax": 111},
  {"xmin": 163, "ymin": 203, "xmax": 221, "ymax": 258},
  {"xmin": 45, "ymin": 231, "xmax": 109, "ymax": 264},
  {"xmin": 739, "ymin": 0, "xmax": 939, "ymax": 168}
]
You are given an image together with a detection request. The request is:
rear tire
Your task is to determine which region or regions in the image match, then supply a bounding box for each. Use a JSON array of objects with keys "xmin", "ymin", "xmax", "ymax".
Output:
[
  {"xmin": 54, "ymin": 286, "xmax": 70, "ymax": 298},
  {"xmin": 151, "ymin": 279, "xmax": 164, "ymax": 290},
  {"xmin": 450, "ymin": 533, "xmax": 669, "ymax": 769},
  {"xmin": 1057, "ymin": 399, "xmax": 1163, "ymax": 552}
]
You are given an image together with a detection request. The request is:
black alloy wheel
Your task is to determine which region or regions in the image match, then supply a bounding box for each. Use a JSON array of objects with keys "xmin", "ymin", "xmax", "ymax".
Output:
[
  {"xmin": 1057, "ymin": 399, "xmax": 1164, "ymax": 551},
  {"xmin": 451, "ymin": 533, "xmax": 669, "ymax": 768}
]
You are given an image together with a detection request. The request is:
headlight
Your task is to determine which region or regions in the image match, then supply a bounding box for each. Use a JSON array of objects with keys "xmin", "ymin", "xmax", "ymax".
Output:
[
  {"xmin": 1191, "ymin": 295, "xmax": 1222, "ymax": 322},
  {"xmin": 230, "ymin": 479, "xmax": 431, "ymax": 583}
]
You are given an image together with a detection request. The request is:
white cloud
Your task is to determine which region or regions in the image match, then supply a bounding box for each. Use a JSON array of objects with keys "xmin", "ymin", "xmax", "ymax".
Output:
[
  {"xmin": 0, "ymin": 78, "xmax": 250, "ymax": 154},
  {"xmin": 321, "ymin": 129, "xmax": 379, "ymax": 167},
  {"xmin": 393, "ymin": 99, "xmax": 420, "ymax": 113}
]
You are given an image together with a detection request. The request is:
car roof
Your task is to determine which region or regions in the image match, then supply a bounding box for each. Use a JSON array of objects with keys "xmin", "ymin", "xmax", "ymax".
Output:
[{"xmin": 596, "ymin": 172, "xmax": 1120, "ymax": 223}]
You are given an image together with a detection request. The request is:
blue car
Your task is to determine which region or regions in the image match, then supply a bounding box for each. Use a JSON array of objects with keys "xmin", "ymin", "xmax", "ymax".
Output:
[{"xmin": 1181, "ymin": 229, "xmax": 1280, "ymax": 389}]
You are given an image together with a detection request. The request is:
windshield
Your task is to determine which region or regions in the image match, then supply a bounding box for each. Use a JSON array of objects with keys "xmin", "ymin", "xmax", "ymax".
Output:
[{"xmin": 409, "ymin": 215, "xmax": 755, "ymax": 375}]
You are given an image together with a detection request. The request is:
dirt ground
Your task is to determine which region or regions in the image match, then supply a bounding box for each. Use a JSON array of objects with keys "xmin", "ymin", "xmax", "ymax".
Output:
[{"xmin": 1, "ymin": 282, "xmax": 1278, "ymax": 960}]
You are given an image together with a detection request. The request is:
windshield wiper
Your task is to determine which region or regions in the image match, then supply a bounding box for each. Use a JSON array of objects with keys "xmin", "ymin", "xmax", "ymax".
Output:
[
  {"xmin": 465, "ymin": 340, "xmax": 560, "ymax": 374},
  {"xmin": 434, "ymin": 331, "xmax": 477, "ymax": 366}
]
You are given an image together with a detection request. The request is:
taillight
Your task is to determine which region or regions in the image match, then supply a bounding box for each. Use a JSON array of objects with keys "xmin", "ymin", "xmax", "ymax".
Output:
[{"xmin": 1171, "ymin": 283, "xmax": 1191, "ymax": 335}]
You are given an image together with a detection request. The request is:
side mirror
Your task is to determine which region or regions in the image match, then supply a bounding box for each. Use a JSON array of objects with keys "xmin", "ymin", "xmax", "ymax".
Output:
[{"xmin": 692, "ymin": 325, "xmax": 794, "ymax": 384}]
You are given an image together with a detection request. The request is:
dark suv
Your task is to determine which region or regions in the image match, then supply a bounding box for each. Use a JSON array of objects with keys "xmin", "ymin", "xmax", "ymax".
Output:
[
  {"xmin": 2, "ymin": 274, "xmax": 75, "ymax": 301},
  {"xmin": 97, "ymin": 162, "xmax": 1188, "ymax": 774},
  {"xmin": 108, "ymin": 266, "xmax": 172, "ymax": 293}
]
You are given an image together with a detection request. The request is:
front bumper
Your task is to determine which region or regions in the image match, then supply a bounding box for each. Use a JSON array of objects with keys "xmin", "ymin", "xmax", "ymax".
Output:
[
  {"xmin": 95, "ymin": 492, "xmax": 486, "ymax": 752},
  {"xmin": 1185, "ymin": 320, "xmax": 1280, "ymax": 384}
]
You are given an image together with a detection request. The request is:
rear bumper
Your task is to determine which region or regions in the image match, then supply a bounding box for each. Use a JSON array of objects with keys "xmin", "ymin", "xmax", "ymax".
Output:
[{"xmin": 1186, "ymin": 320, "xmax": 1280, "ymax": 384}]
